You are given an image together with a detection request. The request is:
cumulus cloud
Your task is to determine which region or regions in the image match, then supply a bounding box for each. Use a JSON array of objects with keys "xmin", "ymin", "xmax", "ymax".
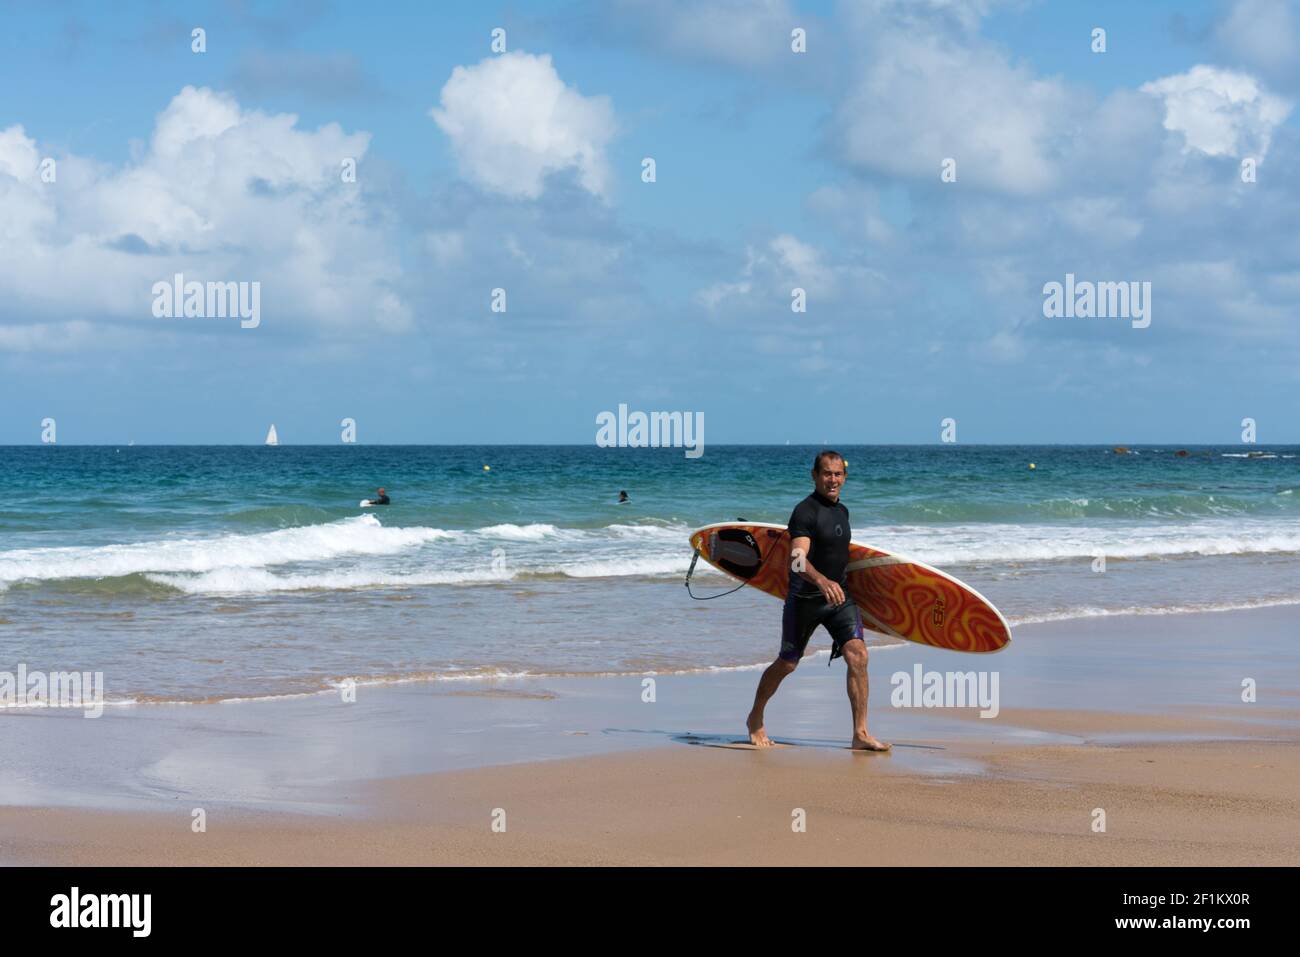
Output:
[
  {"xmin": 1140, "ymin": 65, "xmax": 1292, "ymax": 158},
  {"xmin": 429, "ymin": 52, "xmax": 616, "ymax": 200},
  {"xmin": 0, "ymin": 86, "xmax": 408, "ymax": 347},
  {"xmin": 832, "ymin": 20, "xmax": 1070, "ymax": 195}
]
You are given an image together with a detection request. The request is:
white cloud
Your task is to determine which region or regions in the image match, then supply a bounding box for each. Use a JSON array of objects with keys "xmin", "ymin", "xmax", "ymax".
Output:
[
  {"xmin": 696, "ymin": 234, "xmax": 887, "ymax": 314},
  {"xmin": 0, "ymin": 86, "xmax": 408, "ymax": 345},
  {"xmin": 430, "ymin": 52, "xmax": 616, "ymax": 200},
  {"xmin": 834, "ymin": 29, "xmax": 1070, "ymax": 195},
  {"xmin": 769, "ymin": 234, "xmax": 834, "ymax": 291},
  {"xmin": 1140, "ymin": 65, "xmax": 1292, "ymax": 158}
]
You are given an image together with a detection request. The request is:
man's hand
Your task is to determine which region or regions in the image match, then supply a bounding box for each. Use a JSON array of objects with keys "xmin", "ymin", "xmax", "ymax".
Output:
[{"xmin": 819, "ymin": 579, "xmax": 846, "ymax": 607}]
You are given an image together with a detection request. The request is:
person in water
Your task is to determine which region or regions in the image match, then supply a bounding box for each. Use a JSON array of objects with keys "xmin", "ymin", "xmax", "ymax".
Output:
[
  {"xmin": 372, "ymin": 488, "xmax": 390, "ymax": 505},
  {"xmin": 746, "ymin": 451, "xmax": 890, "ymax": 752},
  {"xmin": 618, "ymin": 490, "xmax": 629, "ymax": 503}
]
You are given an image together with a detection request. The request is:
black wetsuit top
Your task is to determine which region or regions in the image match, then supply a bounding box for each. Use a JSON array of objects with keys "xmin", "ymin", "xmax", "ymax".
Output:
[
  {"xmin": 373, "ymin": 494, "xmax": 390, "ymax": 505},
  {"xmin": 786, "ymin": 491, "xmax": 850, "ymax": 596}
]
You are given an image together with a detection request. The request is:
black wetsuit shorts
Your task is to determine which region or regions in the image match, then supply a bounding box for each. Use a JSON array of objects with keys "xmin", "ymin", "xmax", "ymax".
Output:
[{"xmin": 779, "ymin": 592, "xmax": 864, "ymax": 663}]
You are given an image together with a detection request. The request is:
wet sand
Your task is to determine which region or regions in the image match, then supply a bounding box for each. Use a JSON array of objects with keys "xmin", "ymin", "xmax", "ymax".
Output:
[
  {"xmin": 2, "ymin": 605, "xmax": 1298, "ymax": 865},
  {"xmin": 3, "ymin": 733, "xmax": 1297, "ymax": 866}
]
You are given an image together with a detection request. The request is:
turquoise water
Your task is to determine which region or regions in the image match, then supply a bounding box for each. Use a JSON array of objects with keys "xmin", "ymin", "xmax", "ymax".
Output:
[{"xmin": 1, "ymin": 444, "xmax": 1298, "ymax": 703}]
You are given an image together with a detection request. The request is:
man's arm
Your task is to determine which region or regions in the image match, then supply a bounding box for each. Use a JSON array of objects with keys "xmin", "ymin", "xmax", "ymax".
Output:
[{"xmin": 789, "ymin": 534, "xmax": 846, "ymax": 606}]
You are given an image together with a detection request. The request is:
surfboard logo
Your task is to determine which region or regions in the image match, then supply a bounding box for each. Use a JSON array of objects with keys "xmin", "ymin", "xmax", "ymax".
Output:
[{"xmin": 932, "ymin": 599, "xmax": 946, "ymax": 626}]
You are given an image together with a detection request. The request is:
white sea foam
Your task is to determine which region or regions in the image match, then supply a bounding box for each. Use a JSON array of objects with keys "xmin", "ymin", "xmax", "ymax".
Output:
[
  {"xmin": 478, "ymin": 523, "xmax": 565, "ymax": 540},
  {"xmin": 0, "ymin": 515, "xmax": 454, "ymax": 584},
  {"xmin": 8, "ymin": 514, "xmax": 1300, "ymax": 596},
  {"xmin": 605, "ymin": 523, "xmax": 687, "ymax": 540},
  {"xmin": 1009, "ymin": 595, "xmax": 1300, "ymax": 625},
  {"xmin": 147, "ymin": 565, "xmax": 515, "ymax": 594},
  {"xmin": 557, "ymin": 555, "xmax": 694, "ymax": 578},
  {"xmin": 864, "ymin": 521, "xmax": 1300, "ymax": 566}
]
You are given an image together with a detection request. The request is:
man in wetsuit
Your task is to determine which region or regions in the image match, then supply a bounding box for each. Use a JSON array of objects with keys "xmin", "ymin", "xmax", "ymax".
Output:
[
  {"xmin": 372, "ymin": 488, "xmax": 390, "ymax": 505},
  {"xmin": 746, "ymin": 451, "xmax": 890, "ymax": 751}
]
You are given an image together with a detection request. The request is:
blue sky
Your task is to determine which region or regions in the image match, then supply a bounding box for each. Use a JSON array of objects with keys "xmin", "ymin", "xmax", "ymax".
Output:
[{"xmin": 1, "ymin": 0, "xmax": 1297, "ymax": 444}]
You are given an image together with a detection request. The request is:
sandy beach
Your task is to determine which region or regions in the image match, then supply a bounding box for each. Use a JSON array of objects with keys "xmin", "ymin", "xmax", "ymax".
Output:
[
  {"xmin": 7, "ymin": 0, "xmax": 1300, "ymax": 898},
  {"xmin": 3, "ymin": 605, "xmax": 1298, "ymax": 866},
  {"xmin": 4, "ymin": 736, "xmax": 1297, "ymax": 867}
]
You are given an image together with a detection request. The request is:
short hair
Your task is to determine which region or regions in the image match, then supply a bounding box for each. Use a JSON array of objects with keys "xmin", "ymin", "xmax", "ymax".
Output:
[{"xmin": 811, "ymin": 450, "xmax": 845, "ymax": 473}]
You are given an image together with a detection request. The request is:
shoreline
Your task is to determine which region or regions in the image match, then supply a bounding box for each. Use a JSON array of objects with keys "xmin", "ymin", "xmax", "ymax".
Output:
[
  {"xmin": 2, "ymin": 604, "xmax": 1297, "ymax": 864},
  {"xmin": 4, "ymin": 596, "xmax": 1300, "ymax": 711}
]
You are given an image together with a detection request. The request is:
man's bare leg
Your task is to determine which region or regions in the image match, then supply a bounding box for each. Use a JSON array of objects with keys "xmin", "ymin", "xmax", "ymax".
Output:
[
  {"xmin": 747, "ymin": 657, "xmax": 797, "ymax": 747},
  {"xmin": 842, "ymin": 640, "xmax": 890, "ymax": 751}
]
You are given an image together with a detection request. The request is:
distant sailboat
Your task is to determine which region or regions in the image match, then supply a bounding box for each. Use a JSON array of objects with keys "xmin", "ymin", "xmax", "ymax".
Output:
[{"xmin": 265, "ymin": 424, "xmax": 279, "ymax": 446}]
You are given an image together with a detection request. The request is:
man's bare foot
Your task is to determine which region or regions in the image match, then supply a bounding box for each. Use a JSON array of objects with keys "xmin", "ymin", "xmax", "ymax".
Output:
[
  {"xmin": 747, "ymin": 713, "xmax": 775, "ymax": 747},
  {"xmin": 851, "ymin": 733, "xmax": 891, "ymax": 752}
]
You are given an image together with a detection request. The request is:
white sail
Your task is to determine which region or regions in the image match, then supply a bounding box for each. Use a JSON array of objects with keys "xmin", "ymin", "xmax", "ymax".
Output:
[{"xmin": 265, "ymin": 424, "xmax": 279, "ymax": 446}]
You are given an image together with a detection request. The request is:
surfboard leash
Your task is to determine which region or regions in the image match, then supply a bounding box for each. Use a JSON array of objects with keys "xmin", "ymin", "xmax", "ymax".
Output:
[{"xmin": 685, "ymin": 549, "xmax": 751, "ymax": 600}]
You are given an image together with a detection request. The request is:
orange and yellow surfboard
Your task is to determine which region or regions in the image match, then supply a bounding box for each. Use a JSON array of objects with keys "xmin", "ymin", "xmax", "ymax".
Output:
[{"xmin": 689, "ymin": 522, "xmax": 1011, "ymax": 653}]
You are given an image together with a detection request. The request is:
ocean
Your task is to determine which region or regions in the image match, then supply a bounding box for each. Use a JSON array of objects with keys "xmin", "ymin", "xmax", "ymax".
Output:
[{"xmin": 2, "ymin": 444, "xmax": 1297, "ymax": 705}]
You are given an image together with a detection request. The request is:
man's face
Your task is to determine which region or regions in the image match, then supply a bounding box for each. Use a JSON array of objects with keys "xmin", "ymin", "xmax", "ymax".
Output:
[{"xmin": 812, "ymin": 458, "xmax": 845, "ymax": 500}]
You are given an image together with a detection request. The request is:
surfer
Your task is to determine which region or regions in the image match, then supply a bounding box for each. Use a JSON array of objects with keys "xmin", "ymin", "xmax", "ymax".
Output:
[
  {"xmin": 371, "ymin": 488, "xmax": 390, "ymax": 505},
  {"xmin": 618, "ymin": 490, "xmax": 629, "ymax": 503},
  {"xmin": 746, "ymin": 451, "xmax": 890, "ymax": 752}
]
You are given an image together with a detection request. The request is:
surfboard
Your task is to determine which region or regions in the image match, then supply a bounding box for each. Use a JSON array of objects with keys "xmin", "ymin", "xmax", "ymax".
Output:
[
  {"xmin": 688, "ymin": 522, "xmax": 1011, "ymax": 653},
  {"xmin": 359, "ymin": 500, "xmax": 373, "ymax": 507}
]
